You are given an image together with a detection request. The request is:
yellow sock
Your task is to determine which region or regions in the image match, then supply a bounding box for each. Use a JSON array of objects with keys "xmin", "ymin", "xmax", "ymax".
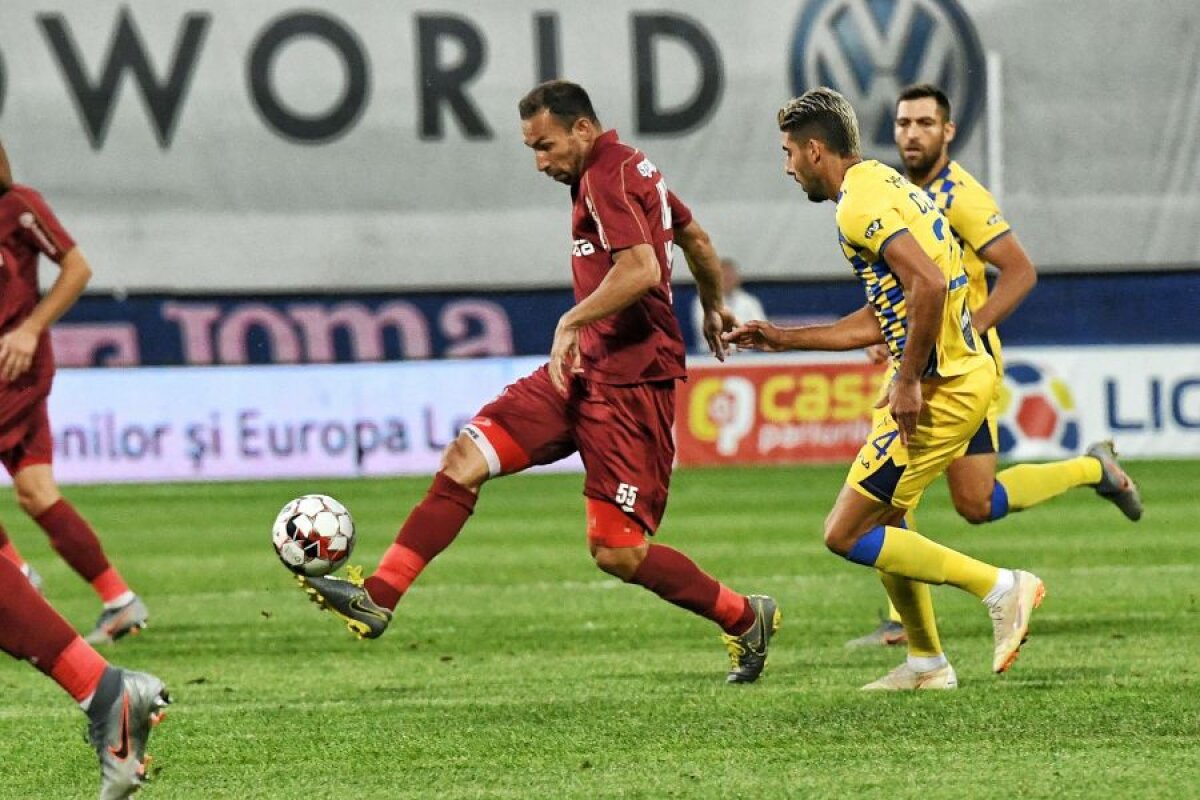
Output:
[
  {"xmin": 884, "ymin": 509, "xmax": 921, "ymax": 622},
  {"xmin": 879, "ymin": 572, "xmax": 941, "ymax": 657},
  {"xmin": 876, "ymin": 525, "xmax": 1000, "ymax": 599},
  {"xmin": 997, "ymin": 457, "xmax": 1101, "ymax": 511}
]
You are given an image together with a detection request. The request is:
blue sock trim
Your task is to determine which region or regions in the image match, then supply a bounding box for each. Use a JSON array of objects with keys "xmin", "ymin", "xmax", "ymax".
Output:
[
  {"xmin": 846, "ymin": 525, "xmax": 887, "ymax": 566},
  {"xmin": 990, "ymin": 481, "xmax": 1010, "ymax": 521}
]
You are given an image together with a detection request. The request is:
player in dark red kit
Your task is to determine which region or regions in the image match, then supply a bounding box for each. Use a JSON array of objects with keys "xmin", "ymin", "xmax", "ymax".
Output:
[
  {"xmin": 0, "ymin": 139, "xmax": 169, "ymax": 798},
  {"xmin": 0, "ymin": 146, "xmax": 149, "ymax": 645},
  {"xmin": 301, "ymin": 80, "xmax": 780, "ymax": 684}
]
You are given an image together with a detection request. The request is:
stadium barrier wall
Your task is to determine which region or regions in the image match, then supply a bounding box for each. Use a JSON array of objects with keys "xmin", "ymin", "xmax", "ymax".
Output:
[
  {"xmin": 1, "ymin": 1, "xmax": 1196, "ymax": 291},
  {"xmin": 677, "ymin": 348, "xmax": 1200, "ymax": 466},
  {"xmin": 2, "ymin": 346, "xmax": 1195, "ymax": 487},
  {"xmin": 52, "ymin": 271, "xmax": 1200, "ymax": 367}
]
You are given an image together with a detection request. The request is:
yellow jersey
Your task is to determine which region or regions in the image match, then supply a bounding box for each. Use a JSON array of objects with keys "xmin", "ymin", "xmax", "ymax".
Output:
[
  {"xmin": 922, "ymin": 160, "xmax": 1012, "ymax": 364},
  {"xmin": 835, "ymin": 160, "xmax": 988, "ymax": 379}
]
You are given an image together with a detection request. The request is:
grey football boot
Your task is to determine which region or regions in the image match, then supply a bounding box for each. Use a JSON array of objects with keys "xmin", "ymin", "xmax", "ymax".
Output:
[
  {"xmin": 298, "ymin": 567, "xmax": 393, "ymax": 639},
  {"xmin": 721, "ymin": 594, "xmax": 781, "ymax": 684},
  {"xmin": 845, "ymin": 618, "xmax": 907, "ymax": 648},
  {"xmin": 85, "ymin": 596, "xmax": 150, "ymax": 645},
  {"xmin": 86, "ymin": 667, "xmax": 171, "ymax": 800},
  {"xmin": 1087, "ymin": 440, "xmax": 1143, "ymax": 521}
]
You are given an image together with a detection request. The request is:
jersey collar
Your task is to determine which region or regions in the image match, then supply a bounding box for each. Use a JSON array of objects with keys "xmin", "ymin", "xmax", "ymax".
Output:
[
  {"xmin": 583, "ymin": 129, "xmax": 620, "ymax": 172},
  {"xmin": 921, "ymin": 161, "xmax": 954, "ymax": 191}
]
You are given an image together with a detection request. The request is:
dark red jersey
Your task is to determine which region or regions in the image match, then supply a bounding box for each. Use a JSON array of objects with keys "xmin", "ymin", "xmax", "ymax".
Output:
[
  {"xmin": 0, "ymin": 184, "xmax": 76, "ymax": 399},
  {"xmin": 569, "ymin": 130, "xmax": 689, "ymax": 385}
]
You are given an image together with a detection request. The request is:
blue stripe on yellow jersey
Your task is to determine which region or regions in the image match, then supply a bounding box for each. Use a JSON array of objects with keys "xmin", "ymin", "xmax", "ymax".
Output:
[
  {"xmin": 922, "ymin": 161, "xmax": 1012, "ymax": 316},
  {"xmin": 923, "ymin": 160, "xmax": 1013, "ymax": 370},
  {"xmin": 835, "ymin": 160, "xmax": 990, "ymax": 379}
]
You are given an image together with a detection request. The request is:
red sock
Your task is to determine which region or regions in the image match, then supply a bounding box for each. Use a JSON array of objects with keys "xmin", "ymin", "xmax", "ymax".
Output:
[
  {"xmin": 48, "ymin": 637, "xmax": 108, "ymax": 703},
  {"xmin": 365, "ymin": 471, "xmax": 477, "ymax": 610},
  {"xmin": 34, "ymin": 499, "xmax": 125, "ymax": 596},
  {"xmin": 629, "ymin": 544, "xmax": 753, "ymax": 635},
  {"xmin": 0, "ymin": 523, "xmax": 28, "ymax": 569},
  {"xmin": 0, "ymin": 555, "xmax": 96, "ymax": 698},
  {"xmin": 91, "ymin": 567, "xmax": 132, "ymax": 604}
]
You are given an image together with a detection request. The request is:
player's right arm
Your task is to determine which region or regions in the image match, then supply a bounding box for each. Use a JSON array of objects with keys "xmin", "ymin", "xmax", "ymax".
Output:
[
  {"xmin": 724, "ymin": 304, "xmax": 882, "ymax": 352},
  {"xmin": 550, "ymin": 242, "xmax": 660, "ymax": 392},
  {"xmin": 674, "ymin": 215, "xmax": 734, "ymax": 361},
  {"xmin": 872, "ymin": 231, "xmax": 945, "ymax": 442},
  {"xmin": 0, "ymin": 247, "xmax": 92, "ymax": 382},
  {"xmin": 948, "ymin": 178, "xmax": 1035, "ymax": 334},
  {"xmin": 972, "ymin": 233, "xmax": 1036, "ymax": 334}
]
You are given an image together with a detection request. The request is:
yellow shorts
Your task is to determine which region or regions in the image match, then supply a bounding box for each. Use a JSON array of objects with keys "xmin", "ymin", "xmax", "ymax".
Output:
[
  {"xmin": 964, "ymin": 329, "xmax": 1004, "ymax": 455},
  {"xmin": 847, "ymin": 364, "xmax": 996, "ymax": 510}
]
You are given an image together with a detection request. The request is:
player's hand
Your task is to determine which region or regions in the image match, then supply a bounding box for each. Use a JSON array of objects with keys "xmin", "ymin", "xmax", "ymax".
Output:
[
  {"xmin": 0, "ymin": 324, "xmax": 38, "ymax": 382},
  {"xmin": 864, "ymin": 343, "xmax": 890, "ymax": 364},
  {"xmin": 702, "ymin": 305, "xmax": 737, "ymax": 362},
  {"xmin": 722, "ymin": 319, "xmax": 784, "ymax": 352},
  {"xmin": 549, "ymin": 318, "xmax": 583, "ymax": 395},
  {"xmin": 878, "ymin": 374, "xmax": 924, "ymax": 445}
]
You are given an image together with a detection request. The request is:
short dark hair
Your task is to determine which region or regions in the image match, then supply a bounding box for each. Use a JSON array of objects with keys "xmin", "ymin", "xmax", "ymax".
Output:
[
  {"xmin": 897, "ymin": 83, "xmax": 952, "ymax": 122},
  {"xmin": 518, "ymin": 80, "xmax": 600, "ymax": 128}
]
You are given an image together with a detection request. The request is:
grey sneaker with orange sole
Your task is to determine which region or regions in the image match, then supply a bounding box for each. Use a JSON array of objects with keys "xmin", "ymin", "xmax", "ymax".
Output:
[
  {"xmin": 86, "ymin": 667, "xmax": 170, "ymax": 800},
  {"xmin": 1087, "ymin": 440, "xmax": 1143, "ymax": 521},
  {"xmin": 845, "ymin": 619, "xmax": 907, "ymax": 648},
  {"xmin": 85, "ymin": 597, "xmax": 149, "ymax": 645}
]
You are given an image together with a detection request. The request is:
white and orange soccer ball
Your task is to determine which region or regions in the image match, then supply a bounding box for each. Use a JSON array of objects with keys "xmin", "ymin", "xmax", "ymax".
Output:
[{"xmin": 271, "ymin": 494, "xmax": 355, "ymax": 577}]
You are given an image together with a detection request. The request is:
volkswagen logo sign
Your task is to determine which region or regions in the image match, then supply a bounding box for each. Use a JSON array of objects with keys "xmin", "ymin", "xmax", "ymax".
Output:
[{"xmin": 789, "ymin": 0, "xmax": 985, "ymax": 159}]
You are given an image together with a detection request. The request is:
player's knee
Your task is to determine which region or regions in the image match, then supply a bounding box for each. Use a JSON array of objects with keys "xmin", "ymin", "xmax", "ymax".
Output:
[
  {"xmin": 952, "ymin": 491, "xmax": 992, "ymax": 525},
  {"xmin": 439, "ymin": 434, "xmax": 489, "ymax": 490},
  {"xmin": 591, "ymin": 543, "xmax": 648, "ymax": 581},
  {"xmin": 14, "ymin": 485, "xmax": 57, "ymax": 517},
  {"xmin": 586, "ymin": 498, "xmax": 649, "ymax": 578},
  {"xmin": 822, "ymin": 517, "xmax": 854, "ymax": 555}
]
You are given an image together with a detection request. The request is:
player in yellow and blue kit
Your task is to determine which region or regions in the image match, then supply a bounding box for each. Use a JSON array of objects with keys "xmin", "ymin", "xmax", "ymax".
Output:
[
  {"xmin": 848, "ymin": 84, "xmax": 1143, "ymax": 648},
  {"xmin": 726, "ymin": 87, "xmax": 1044, "ymax": 689}
]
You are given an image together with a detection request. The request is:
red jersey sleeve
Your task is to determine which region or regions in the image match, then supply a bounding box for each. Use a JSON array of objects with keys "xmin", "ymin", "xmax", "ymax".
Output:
[
  {"xmin": 11, "ymin": 185, "xmax": 76, "ymax": 263},
  {"xmin": 580, "ymin": 161, "xmax": 657, "ymax": 253},
  {"xmin": 667, "ymin": 190, "xmax": 693, "ymax": 230}
]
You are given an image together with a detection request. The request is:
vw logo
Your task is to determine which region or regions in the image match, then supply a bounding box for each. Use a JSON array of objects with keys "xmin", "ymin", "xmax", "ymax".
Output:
[{"xmin": 789, "ymin": 0, "xmax": 985, "ymax": 158}]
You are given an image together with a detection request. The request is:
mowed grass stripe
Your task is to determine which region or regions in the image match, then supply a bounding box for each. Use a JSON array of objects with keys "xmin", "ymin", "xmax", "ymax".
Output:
[{"xmin": 0, "ymin": 460, "xmax": 1196, "ymax": 799}]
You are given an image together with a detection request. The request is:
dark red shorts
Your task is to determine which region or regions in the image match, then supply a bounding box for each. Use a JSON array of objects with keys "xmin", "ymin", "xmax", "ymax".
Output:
[
  {"xmin": 0, "ymin": 396, "xmax": 53, "ymax": 475},
  {"xmin": 466, "ymin": 364, "xmax": 675, "ymax": 533}
]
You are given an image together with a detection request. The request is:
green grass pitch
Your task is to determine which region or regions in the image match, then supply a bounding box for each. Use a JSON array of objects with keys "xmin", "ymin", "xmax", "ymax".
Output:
[{"xmin": 1, "ymin": 461, "xmax": 1197, "ymax": 799}]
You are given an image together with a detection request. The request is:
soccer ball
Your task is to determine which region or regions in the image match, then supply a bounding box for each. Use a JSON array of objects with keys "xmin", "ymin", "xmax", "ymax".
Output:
[
  {"xmin": 272, "ymin": 494, "xmax": 355, "ymax": 577},
  {"xmin": 996, "ymin": 361, "xmax": 1080, "ymax": 458}
]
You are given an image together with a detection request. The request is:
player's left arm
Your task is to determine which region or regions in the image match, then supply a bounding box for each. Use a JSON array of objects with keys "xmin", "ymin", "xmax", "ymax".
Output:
[
  {"xmin": 675, "ymin": 217, "xmax": 735, "ymax": 361},
  {"xmin": 877, "ymin": 232, "xmax": 945, "ymax": 443},
  {"xmin": 972, "ymin": 232, "xmax": 1037, "ymax": 334},
  {"xmin": 724, "ymin": 304, "xmax": 882, "ymax": 352},
  {"xmin": 549, "ymin": 243, "xmax": 659, "ymax": 392},
  {"xmin": 0, "ymin": 247, "xmax": 92, "ymax": 381}
]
